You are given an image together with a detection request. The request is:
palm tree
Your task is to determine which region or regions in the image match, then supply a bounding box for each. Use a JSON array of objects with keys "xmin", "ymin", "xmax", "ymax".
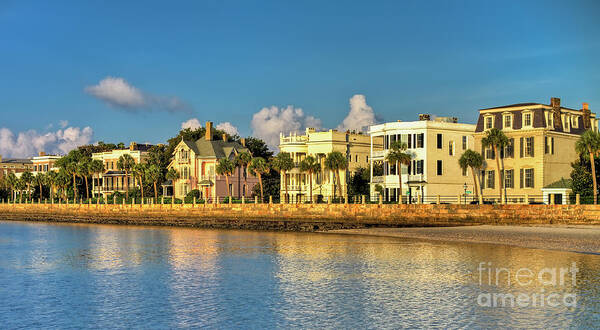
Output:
[
  {"xmin": 481, "ymin": 128, "xmax": 508, "ymax": 202},
  {"xmin": 78, "ymin": 157, "xmax": 92, "ymax": 201},
  {"xmin": 271, "ymin": 152, "xmax": 294, "ymax": 203},
  {"xmin": 47, "ymin": 170, "xmax": 58, "ymax": 201},
  {"xmin": 385, "ymin": 141, "xmax": 412, "ymax": 203},
  {"xmin": 299, "ymin": 155, "xmax": 320, "ymax": 203},
  {"xmin": 459, "ymin": 149, "xmax": 484, "ymax": 200},
  {"xmin": 324, "ymin": 151, "xmax": 348, "ymax": 200},
  {"xmin": 166, "ymin": 168, "xmax": 180, "ymax": 200},
  {"xmin": 56, "ymin": 149, "xmax": 83, "ymax": 201},
  {"xmin": 6, "ymin": 172, "xmax": 18, "ymax": 201},
  {"xmin": 20, "ymin": 171, "xmax": 34, "ymax": 200},
  {"xmin": 117, "ymin": 154, "xmax": 135, "ymax": 200},
  {"xmin": 235, "ymin": 151, "xmax": 252, "ymax": 198},
  {"xmin": 89, "ymin": 159, "xmax": 105, "ymax": 198},
  {"xmin": 132, "ymin": 163, "xmax": 147, "ymax": 201},
  {"xmin": 34, "ymin": 172, "xmax": 47, "ymax": 200},
  {"xmin": 248, "ymin": 157, "xmax": 269, "ymax": 202},
  {"xmin": 16, "ymin": 177, "xmax": 26, "ymax": 202},
  {"xmin": 146, "ymin": 164, "xmax": 161, "ymax": 201},
  {"xmin": 56, "ymin": 168, "xmax": 71, "ymax": 202},
  {"xmin": 216, "ymin": 158, "xmax": 235, "ymax": 201},
  {"xmin": 576, "ymin": 130, "xmax": 600, "ymax": 204}
]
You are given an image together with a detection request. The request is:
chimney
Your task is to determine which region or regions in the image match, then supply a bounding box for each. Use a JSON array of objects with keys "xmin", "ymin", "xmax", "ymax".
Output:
[
  {"xmin": 129, "ymin": 142, "xmax": 137, "ymax": 151},
  {"xmin": 240, "ymin": 138, "xmax": 246, "ymax": 147},
  {"xmin": 205, "ymin": 121, "xmax": 213, "ymax": 141},
  {"xmin": 222, "ymin": 134, "xmax": 227, "ymax": 142},
  {"xmin": 38, "ymin": 151, "xmax": 46, "ymax": 157},
  {"xmin": 419, "ymin": 114, "xmax": 431, "ymax": 121},
  {"xmin": 551, "ymin": 97, "xmax": 561, "ymax": 108},
  {"xmin": 583, "ymin": 102, "xmax": 592, "ymax": 129},
  {"xmin": 583, "ymin": 102, "xmax": 589, "ymax": 110}
]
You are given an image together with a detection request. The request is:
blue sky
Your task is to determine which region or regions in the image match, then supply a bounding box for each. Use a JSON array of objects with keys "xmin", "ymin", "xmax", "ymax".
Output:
[{"xmin": 1, "ymin": 0, "xmax": 599, "ymax": 155}]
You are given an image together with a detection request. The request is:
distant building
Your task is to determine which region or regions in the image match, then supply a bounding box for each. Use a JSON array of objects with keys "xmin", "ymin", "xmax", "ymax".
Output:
[
  {"xmin": 168, "ymin": 121, "xmax": 258, "ymax": 200},
  {"xmin": 369, "ymin": 116, "xmax": 476, "ymax": 203},
  {"xmin": 0, "ymin": 155, "xmax": 33, "ymax": 179},
  {"xmin": 474, "ymin": 97, "xmax": 598, "ymax": 202},
  {"xmin": 279, "ymin": 128, "xmax": 382, "ymax": 202},
  {"xmin": 91, "ymin": 142, "xmax": 154, "ymax": 197},
  {"xmin": 31, "ymin": 152, "xmax": 61, "ymax": 174}
]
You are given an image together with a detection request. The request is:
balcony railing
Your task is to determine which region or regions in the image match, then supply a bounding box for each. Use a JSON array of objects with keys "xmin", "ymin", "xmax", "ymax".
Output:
[{"xmin": 372, "ymin": 150, "xmax": 387, "ymax": 158}]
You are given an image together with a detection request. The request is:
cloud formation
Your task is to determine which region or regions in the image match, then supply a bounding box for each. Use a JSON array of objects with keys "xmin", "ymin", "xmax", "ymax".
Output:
[
  {"xmin": 337, "ymin": 94, "xmax": 377, "ymax": 132},
  {"xmin": 85, "ymin": 76, "xmax": 191, "ymax": 113},
  {"xmin": 0, "ymin": 126, "xmax": 94, "ymax": 158},
  {"xmin": 216, "ymin": 122, "xmax": 239, "ymax": 136},
  {"xmin": 181, "ymin": 118, "xmax": 202, "ymax": 130},
  {"xmin": 251, "ymin": 105, "xmax": 322, "ymax": 150}
]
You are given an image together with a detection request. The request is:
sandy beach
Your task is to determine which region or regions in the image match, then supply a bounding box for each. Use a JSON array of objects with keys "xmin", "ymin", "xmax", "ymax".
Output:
[{"xmin": 327, "ymin": 225, "xmax": 600, "ymax": 254}]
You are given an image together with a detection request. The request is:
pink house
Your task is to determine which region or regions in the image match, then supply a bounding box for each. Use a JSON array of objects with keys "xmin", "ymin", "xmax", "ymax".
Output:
[{"xmin": 168, "ymin": 121, "xmax": 259, "ymax": 200}]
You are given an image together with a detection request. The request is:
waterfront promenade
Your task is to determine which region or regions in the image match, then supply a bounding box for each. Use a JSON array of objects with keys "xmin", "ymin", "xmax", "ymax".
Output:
[{"xmin": 1, "ymin": 202, "xmax": 600, "ymax": 231}]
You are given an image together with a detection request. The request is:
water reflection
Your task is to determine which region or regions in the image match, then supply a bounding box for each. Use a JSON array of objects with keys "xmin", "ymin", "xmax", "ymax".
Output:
[{"xmin": 0, "ymin": 221, "xmax": 598, "ymax": 328}]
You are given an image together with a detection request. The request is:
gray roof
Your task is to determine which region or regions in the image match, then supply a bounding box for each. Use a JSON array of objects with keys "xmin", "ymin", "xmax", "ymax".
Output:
[
  {"xmin": 1, "ymin": 158, "xmax": 32, "ymax": 164},
  {"xmin": 544, "ymin": 178, "xmax": 572, "ymax": 189},
  {"xmin": 182, "ymin": 139, "xmax": 249, "ymax": 159}
]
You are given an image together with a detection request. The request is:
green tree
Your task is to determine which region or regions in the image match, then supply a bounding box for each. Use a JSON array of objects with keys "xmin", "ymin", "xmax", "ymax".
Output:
[
  {"xmin": 481, "ymin": 128, "xmax": 508, "ymax": 202},
  {"xmin": 244, "ymin": 137, "xmax": 273, "ymax": 159},
  {"xmin": 117, "ymin": 154, "xmax": 135, "ymax": 200},
  {"xmin": 570, "ymin": 156, "xmax": 596, "ymax": 203},
  {"xmin": 20, "ymin": 171, "xmax": 34, "ymax": 200},
  {"xmin": 56, "ymin": 149, "xmax": 83, "ymax": 200},
  {"xmin": 166, "ymin": 168, "xmax": 180, "ymax": 199},
  {"xmin": 348, "ymin": 167, "xmax": 370, "ymax": 198},
  {"xmin": 299, "ymin": 155, "xmax": 320, "ymax": 203},
  {"xmin": 385, "ymin": 141, "xmax": 412, "ymax": 203},
  {"xmin": 33, "ymin": 172, "xmax": 47, "ymax": 200},
  {"xmin": 235, "ymin": 151, "xmax": 253, "ymax": 198},
  {"xmin": 6, "ymin": 172, "xmax": 18, "ymax": 201},
  {"xmin": 89, "ymin": 159, "xmax": 105, "ymax": 198},
  {"xmin": 146, "ymin": 164, "xmax": 162, "ymax": 201},
  {"xmin": 271, "ymin": 152, "xmax": 294, "ymax": 203},
  {"xmin": 459, "ymin": 149, "xmax": 484, "ymax": 199},
  {"xmin": 131, "ymin": 163, "xmax": 148, "ymax": 201},
  {"xmin": 324, "ymin": 151, "xmax": 348, "ymax": 200},
  {"xmin": 248, "ymin": 157, "xmax": 269, "ymax": 202},
  {"xmin": 216, "ymin": 158, "xmax": 235, "ymax": 200},
  {"xmin": 47, "ymin": 170, "xmax": 58, "ymax": 201},
  {"xmin": 78, "ymin": 157, "xmax": 92, "ymax": 200},
  {"xmin": 56, "ymin": 168, "xmax": 71, "ymax": 201},
  {"xmin": 576, "ymin": 130, "xmax": 600, "ymax": 204}
]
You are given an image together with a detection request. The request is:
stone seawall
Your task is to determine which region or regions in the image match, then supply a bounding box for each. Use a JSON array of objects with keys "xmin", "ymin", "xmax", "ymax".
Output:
[{"xmin": 1, "ymin": 203, "xmax": 600, "ymax": 231}]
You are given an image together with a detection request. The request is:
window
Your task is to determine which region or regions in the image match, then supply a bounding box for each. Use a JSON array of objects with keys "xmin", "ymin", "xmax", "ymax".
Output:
[
  {"xmin": 525, "ymin": 137, "xmax": 534, "ymax": 157},
  {"xmin": 503, "ymin": 115, "xmax": 512, "ymax": 129},
  {"xmin": 485, "ymin": 116, "xmax": 493, "ymax": 129},
  {"xmin": 355, "ymin": 155, "xmax": 358, "ymax": 162},
  {"xmin": 437, "ymin": 134, "xmax": 442, "ymax": 149},
  {"xmin": 449, "ymin": 141, "xmax": 454, "ymax": 156},
  {"xmin": 524, "ymin": 168, "xmax": 534, "ymax": 188},
  {"xmin": 523, "ymin": 112, "xmax": 532, "ymax": 127},
  {"xmin": 416, "ymin": 160, "xmax": 424, "ymax": 174},
  {"xmin": 416, "ymin": 133, "xmax": 424, "ymax": 148},
  {"xmin": 503, "ymin": 139, "xmax": 514, "ymax": 158},
  {"xmin": 544, "ymin": 137, "xmax": 554, "ymax": 155},
  {"xmin": 485, "ymin": 147, "xmax": 495, "ymax": 160},
  {"xmin": 462, "ymin": 136, "xmax": 467, "ymax": 150},
  {"xmin": 366, "ymin": 156, "xmax": 369, "ymax": 163},
  {"xmin": 546, "ymin": 112, "xmax": 554, "ymax": 128},
  {"xmin": 436, "ymin": 160, "xmax": 443, "ymax": 175},
  {"xmin": 572, "ymin": 116, "xmax": 579, "ymax": 128},
  {"xmin": 487, "ymin": 171, "xmax": 495, "ymax": 189},
  {"xmin": 504, "ymin": 169, "xmax": 514, "ymax": 188},
  {"xmin": 564, "ymin": 115, "xmax": 570, "ymax": 131}
]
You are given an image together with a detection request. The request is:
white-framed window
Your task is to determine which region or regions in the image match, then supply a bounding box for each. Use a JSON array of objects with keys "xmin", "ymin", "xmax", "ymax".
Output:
[
  {"xmin": 462, "ymin": 136, "xmax": 467, "ymax": 150},
  {"xmin": 563, "ymin": 114, "xmax": 570, "ymax": 132},
  {"xmin": 503, "ymin": 114, "xmax": 512, "ymax": 129},
  {"xmin": 525, "ymin": 137, "xmax": 534, "ymax": 157},
  {"xmin": 523, "ymin": 111, "xmax": 533, "ymax": 127},
  {"xmin": 546, "ymin": 111, "xmax": 554, "ymax": 128},
  {"xmin": 484, "ymin": 116, "xmax": 494, "ymax": 130},
  {"xmin": 572, "ymin": 115, "xmax": 579, "ymax": 128},
  {"xmin": 524, "ymin": 168, "xmax": 534, "ymax": 188},
  {"xmin": 504, "ymin": 169, "xmax": 514, "ymax": 188},
  {"xmin": 487, "ymin": 170, "xmax": 495, "ymax": 189}
]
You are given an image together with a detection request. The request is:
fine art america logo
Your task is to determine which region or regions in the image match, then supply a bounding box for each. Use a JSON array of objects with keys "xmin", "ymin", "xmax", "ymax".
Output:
[{"xmin": 477, "ymin": 262, "xmax": 578, "ymax": 308}]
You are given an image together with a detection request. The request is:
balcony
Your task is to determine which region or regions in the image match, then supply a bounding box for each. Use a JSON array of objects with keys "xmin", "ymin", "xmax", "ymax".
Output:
[
  {"xmin": 407, "ymin": 174, "xmax": 425, "ymax": 183},
  {"xmin": 372, "ymin": 176, "xmax": 384, "ymax": 183},
  {"xmin": 372, "ymin": 150, "xmax": 388, "ymax": 159}
]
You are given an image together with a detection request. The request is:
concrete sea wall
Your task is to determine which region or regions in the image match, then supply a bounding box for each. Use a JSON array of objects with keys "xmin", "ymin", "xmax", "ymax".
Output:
[{"xmin": 1, "ymin": 203, "xmax": 600, "ymax": 231}]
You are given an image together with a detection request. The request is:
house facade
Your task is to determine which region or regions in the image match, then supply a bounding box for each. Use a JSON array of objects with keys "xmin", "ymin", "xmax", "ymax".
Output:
[
  {"xmin": 474, "ymin": 97, "xmax": 597, "ymax": 202},
  {"xmin": 369, "ymin": 115, "xmax": 476, "ymax": 203},
  {"xmin": 91, "ymin": 142, "xmax": 154, "ymax": 197},
  {"xmin": 168, "ymin": 121, "xmax": 258, "ymax": 200},
  {"xmin": 31, "ymin": 152, "xmax": 61, "ymax": 174},
  {"xmin": 278, "ymin": 128, "xmax": 382, "ymax": 202},
  {"xmin": 0, "ymin": 155, "xmax": 33, "ymax": 179}
]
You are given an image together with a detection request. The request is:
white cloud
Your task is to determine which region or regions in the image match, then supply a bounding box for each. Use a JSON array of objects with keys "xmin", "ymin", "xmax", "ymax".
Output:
[
  {"xmin": 216, "ymin": 122, "xmax": 239, "ymax": 136},
  {"xmin": 251, "ymin": 105, "xmax": 322, "ymax": 150},
  {"xmin": 59, "ymin": 120, "xmax": 69, "ymax": 128},
  {"xmin": 85, "ymin": 76, "xmax": 191, "ymax": 113},
  {"xmin": 0, "ymin": 126, "xmax": 94, "ymax": 158},
  {"xmin": 181, "ymin": 118, "xmax": 202, "ymax": 130},
  {"xmin": 337, "ymin": 94, "xmax": 377, "ymax": 132}
]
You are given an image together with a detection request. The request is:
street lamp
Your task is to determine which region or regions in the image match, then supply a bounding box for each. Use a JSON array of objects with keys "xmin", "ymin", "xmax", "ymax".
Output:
[{"xmin": 463, "ymin": 183, "xmax": 468, "ymax": 205}]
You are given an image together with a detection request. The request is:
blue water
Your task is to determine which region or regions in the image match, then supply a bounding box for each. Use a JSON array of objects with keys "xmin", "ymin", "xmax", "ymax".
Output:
[{"xmin": 0, "ymin": 221, "xmax": 599, "ymax": 329}]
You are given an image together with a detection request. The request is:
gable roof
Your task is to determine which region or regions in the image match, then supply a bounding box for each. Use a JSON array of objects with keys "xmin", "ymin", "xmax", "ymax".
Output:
[
  {"xmin": 543, "ymin": 178, "xmax": 572, "ymax": 189},
  {"xmin": 180, "ymin": 139, "xmax": 249, "ymax": 159}
]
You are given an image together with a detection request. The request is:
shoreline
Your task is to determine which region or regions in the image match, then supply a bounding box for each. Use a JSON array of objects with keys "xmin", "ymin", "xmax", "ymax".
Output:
[{"xmin": 326, "ymin": 225, "xmax": 600, "ymax": 254}]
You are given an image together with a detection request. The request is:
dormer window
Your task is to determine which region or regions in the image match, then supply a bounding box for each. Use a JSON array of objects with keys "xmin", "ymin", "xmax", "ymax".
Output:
[
  {"xmin": 484, "ymin": 115, "xmax": 494, "ymax": 130},
  {"xmin": 545, "ymin": 111, "xmax": 554, "ymax": 128},
  {"xmin": 572, "ymin": 115, "xmax": 579, "ymax": 128},
  {"xmin": 522, "ymin": 111, "xmax": 533, "ymax": 128},
  {"xmin": 563, "ymin": 114, "xmax": 570, "ymax": 132},
  {"xmin": 503, "ymin": 114, "xmax": 513, "ymax": 130}
]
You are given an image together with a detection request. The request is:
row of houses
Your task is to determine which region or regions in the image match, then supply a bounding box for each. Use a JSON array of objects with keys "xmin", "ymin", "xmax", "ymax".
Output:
[
  {"xmin": 1, "ymin": 97, "xmax": 596, "ymax": 204},
  {"xmin": 278, "ymin": 97, "xmax": 598, "ymax": 204}
]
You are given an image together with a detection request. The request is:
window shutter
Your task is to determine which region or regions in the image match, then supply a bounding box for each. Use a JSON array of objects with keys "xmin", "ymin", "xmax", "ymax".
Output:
[
  {"xmin": 520, "ymin": 137, "xmax": 523, "ymax": 158},
  {"xmin": 520, "ymin": 169, "xmax": 523, "ymax": 188},
  {"xmin": 551, "ymin": 137, "xmax": 554, "ymax": 154},
  {"xmin": 481, "ymin": 170, "xmax": 486, "ymax": 189},
  {"xmin": 531, "ymin": 168, "xmax": 535, "ymax": 188},
  {"xmin": 531, "ymin": 137, "xmax": 534, "ymax": 157}
]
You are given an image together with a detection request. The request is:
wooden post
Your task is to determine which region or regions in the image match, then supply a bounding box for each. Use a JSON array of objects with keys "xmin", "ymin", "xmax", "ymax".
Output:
[
  {"xmin": 550, "ymin": 194, "xmax": 555, "ymax": 205},
  {"xmin": 269, "ymin": 195, "xmax": 272, "ymax": 205},
  {"xmin": 478, "ymin": 194, "xmax": 483, "ymax": 205},
  {"xmin": 576, "ymin": 194, "xmax": 580, "ymax": 205},
  {"xmin": 378, "ymin": 194, "xmax": 382, "ymax": 205},
  {"xmin": 193, "ymin": 196, "xmax": 196, "ymax": 207},
  {"xmin": 229, "ymin": 196, "xmax": 232, "ymax": 205},
  {"xmin": 242, "ymin": 196, "xmax": 245, "ymax": 204},
  {"xmin": 525, "ymin": 194, "xmax": 529, "ymax": 205},
  {"xmin": 255, "ymin": 196, "xmax": 258, "ymax": 204},
  {"xmin": 501, "ymin": 193, "xmax": 505, "ymax": 205},
  {"xmin": 327, "ymin": 196, "xmax": 331, "ymax": 204},
  {"xmin": 362, "ymin": 195, "xmax": 366, "ymax": 204},
  {"xmin": 458, "ymin": 194, "xmax": 462, "ymax": 205},
  {"xmin": 345, "ymin": 196, "xmax": 348, "ymax": 204},
  {"xmin": 437, "ymin": 195, "xmax": 441, "ymax": 204}
]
